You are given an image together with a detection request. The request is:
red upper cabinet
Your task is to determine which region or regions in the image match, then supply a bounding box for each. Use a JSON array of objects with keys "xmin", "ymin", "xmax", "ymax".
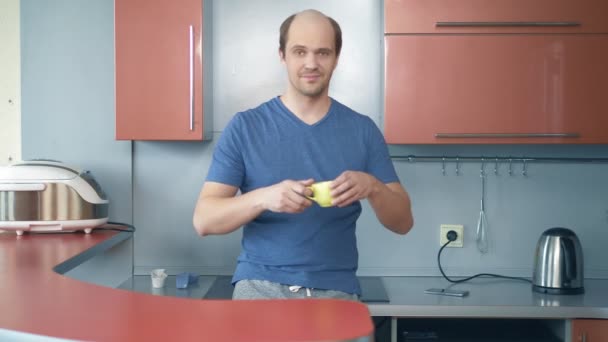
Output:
[
  {"xmin": 115, "ymin": 0, "xmax": 209, "ymax": 140},
  {"xmin": 384, "ymin": 35, "xmax": 608, "ymax": 144},
  {"xmin": 383, "ymin": 0, "xmax": 608, "ymax": 144},
  {"xmin": 385, "ymin": 0, "xmax": 608, "ymax": 34}
]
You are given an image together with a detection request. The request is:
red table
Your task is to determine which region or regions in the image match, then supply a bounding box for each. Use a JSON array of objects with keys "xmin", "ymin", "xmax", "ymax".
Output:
[{"xmin": 0, "ymin": 230, "xmax": 373, "ymax": 341}]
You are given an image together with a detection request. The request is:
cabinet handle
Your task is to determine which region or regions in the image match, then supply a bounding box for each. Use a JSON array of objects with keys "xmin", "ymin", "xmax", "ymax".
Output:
[
  {"xmin": 581, "ymin": 332, "xmax": 587, "ymax": 342},
  {"xmin": 436, "ymin": 21, "xmax": 581, "ymax": 27},
  {"xmin": 435, "ymin": 133, "xmax": 580, "ymax": 139},
  {"xmin": 189, "ymin": 25, "xmax": 194, "ymax": 131}
]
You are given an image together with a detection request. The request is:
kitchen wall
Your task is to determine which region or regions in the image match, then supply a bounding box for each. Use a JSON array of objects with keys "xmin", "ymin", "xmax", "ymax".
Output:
[
  {"xmin": 0, "ymin": 0, "xmax": 21, "ymax": 165},
  {"xmin": 20, "ymin": 0, "xmax": 608, "ymax": 282},
  {"xmin": 20, "ymin": 0, "xmax": 133, "ymax": 286}
]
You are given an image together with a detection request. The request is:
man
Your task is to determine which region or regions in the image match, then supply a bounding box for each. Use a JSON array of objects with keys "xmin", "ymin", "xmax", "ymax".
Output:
[{"xmin": 193, "ymin": 9, "xmax": 413, "ymax": 300}]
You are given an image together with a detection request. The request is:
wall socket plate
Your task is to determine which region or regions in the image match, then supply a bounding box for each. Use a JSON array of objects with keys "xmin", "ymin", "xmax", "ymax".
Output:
[{"xmin": 440, "ymin": 224, "xmax": 464, "ymax": 247}]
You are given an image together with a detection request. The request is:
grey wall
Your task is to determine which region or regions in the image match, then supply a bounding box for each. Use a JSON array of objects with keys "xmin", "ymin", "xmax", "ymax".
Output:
[
  {"xmin": 133, "ymin": 0, "xmax": 386, "ymax": 276},
  {"xmin": 21, "ymin": 0, "xmax": 608, "ymax": 281},
  {"xmin": 20, "ymin": 0, "xmax": 133, "ymax": 283},
  {"xmin": 371, "ymin": 146, "xmax": 608, "ymax": 278}
]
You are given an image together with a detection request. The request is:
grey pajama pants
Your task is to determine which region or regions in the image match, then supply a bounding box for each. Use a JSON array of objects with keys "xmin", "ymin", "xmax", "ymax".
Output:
[{"xmin": 233, "ymin": 279, "xmax": 360, "ymax": 301}]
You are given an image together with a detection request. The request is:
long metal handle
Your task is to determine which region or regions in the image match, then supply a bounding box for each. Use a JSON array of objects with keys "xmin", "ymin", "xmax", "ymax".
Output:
[
  {"xmin": 189, "ymin": 25, "xmax": 194, "ymax": 131},
  {"xmin": 581, "ymin": 332, "xmax": 587, "ymax": 342},
  {"xmin": 435, "ymin": 133, "xmax": 580, "ymax": 138},
  {"xmin": 436, "ymin": 21, "xmax": 580, "ymax": 27}
]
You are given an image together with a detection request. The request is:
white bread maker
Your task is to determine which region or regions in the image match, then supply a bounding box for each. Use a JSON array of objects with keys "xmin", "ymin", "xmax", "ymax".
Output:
[{"xmin": 0, "ymin": 160, "xmax": 109, "ymax": 235}]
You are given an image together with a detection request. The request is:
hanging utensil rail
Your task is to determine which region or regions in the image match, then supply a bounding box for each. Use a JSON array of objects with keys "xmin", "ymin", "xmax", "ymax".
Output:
[
  {"xmin": 392, "ymin": 155, "xmax": 608, "ymax": 176},
  {"xmin": 391, "ymin": 155, "xmax": 608, "ymax": 164}
]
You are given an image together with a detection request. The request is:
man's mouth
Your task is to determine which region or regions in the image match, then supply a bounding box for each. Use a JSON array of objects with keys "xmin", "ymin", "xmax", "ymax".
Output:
[{"xmin": 301, "ymin": 74, "xmax": 321, "ymax": 81}]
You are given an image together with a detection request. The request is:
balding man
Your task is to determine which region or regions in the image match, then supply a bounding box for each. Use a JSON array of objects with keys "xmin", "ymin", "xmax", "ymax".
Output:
[{"xmin": 193, "ymin": 9, "xmax": 413, "ymax": 300}]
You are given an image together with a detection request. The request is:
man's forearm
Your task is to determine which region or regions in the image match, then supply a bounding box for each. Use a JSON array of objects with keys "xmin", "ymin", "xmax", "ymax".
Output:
[
  {"xmin": 368, "ymin": 181, "xmax": 413, "ymax": 235},
  {"xmin": 193, "ymin": 190, "xmax": 266, "ymax": 236}
]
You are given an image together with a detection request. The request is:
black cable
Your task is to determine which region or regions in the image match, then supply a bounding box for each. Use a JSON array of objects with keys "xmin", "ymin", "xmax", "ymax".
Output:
[
  {"xmin": 25, "ymin": 221, "xmax": 135, "ymax": 235},
  {"xmin": 437, "ymin": 240, "xmax": 531, "ymax": 284},
  {"xmin": 28, "ymin": 230, "xmax": 77, "ymax": 235},
  {"xmin": 98, "ymin": 221, "xmax": 136, "ymax": 233}
]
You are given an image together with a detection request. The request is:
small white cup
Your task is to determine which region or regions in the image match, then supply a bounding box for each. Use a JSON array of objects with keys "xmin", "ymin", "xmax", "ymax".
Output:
[{"xmin": 151, "ymin": 269, "xmax": 168, "ymax": 288}]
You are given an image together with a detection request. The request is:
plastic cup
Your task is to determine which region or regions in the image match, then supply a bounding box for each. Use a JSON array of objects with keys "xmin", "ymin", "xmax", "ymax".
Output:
[{"xmin": 151, "ymin": 269, "xmax": 168, "ymax": 288}]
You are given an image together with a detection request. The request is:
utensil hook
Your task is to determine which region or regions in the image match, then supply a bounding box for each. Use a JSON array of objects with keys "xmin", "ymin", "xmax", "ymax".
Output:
[{"xmin": 480, "ymin": 159, "xmax": 485, "ymax": 210}]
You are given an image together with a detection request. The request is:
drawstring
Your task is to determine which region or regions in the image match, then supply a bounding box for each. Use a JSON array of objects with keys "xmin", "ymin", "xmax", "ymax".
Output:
[{"xmin": 288, "ymin": 285, "xmax": 312, "ymax": 297}]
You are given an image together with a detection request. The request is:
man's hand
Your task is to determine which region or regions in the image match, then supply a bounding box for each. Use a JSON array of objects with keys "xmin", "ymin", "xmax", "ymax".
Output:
[
  {"xmin": 330, "ymin": 171, "xmax": 379, "ymax": 207},
  {"xmin": 261, "ymin": 178, "xmax": 315, "ymax": 213},
  {"xmin": 330, "ymin": 171, "xmax": 413, "ymax": 234}
]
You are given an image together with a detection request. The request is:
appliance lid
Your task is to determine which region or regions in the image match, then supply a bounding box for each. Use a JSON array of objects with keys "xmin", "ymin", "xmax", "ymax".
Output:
[
  {"xmin": 0, "ymin": 160, "xmax": 80, "ymax": 182},
  {"xmin": 542, "ymin": 227, "xmax": 577, "ymax": 238}
]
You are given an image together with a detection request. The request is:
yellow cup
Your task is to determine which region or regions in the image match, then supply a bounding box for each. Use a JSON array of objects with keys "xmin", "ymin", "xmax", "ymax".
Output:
[{"xmin": 307, "ymin": 181, "xmax": 333, "ymax": 207}]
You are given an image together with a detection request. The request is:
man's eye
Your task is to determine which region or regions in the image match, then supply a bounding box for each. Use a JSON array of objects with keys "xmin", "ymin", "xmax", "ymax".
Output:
[{"xmin": 294, "ymin": 50, "xmax": 305, "ymax": 56}]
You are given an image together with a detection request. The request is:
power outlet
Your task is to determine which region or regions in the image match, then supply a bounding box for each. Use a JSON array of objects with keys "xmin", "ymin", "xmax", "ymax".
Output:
[{"xmin": 440, "ymin": 224, "xmax": 464, "ymax": 247}]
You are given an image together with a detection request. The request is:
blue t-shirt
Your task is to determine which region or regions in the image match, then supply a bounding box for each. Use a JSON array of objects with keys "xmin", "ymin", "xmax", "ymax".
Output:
[{"xmin": 206, "ymin": 97, "xmax": 399, "ymax": 295}]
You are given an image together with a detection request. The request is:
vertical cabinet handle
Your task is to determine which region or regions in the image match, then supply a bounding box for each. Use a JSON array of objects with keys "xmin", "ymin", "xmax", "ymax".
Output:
[
  {"xmin": 581, "ymin": 332, "xmax": 587, "ymax": 342},
  {"xmin": 189, "ymin": 25, "xmax": 194, "ymax": 131}
]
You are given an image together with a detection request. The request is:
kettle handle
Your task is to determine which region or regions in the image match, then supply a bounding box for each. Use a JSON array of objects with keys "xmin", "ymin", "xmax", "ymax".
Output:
[{"xmin": 561, "ymin": 239, "xmax": 576, "ymax": 281}]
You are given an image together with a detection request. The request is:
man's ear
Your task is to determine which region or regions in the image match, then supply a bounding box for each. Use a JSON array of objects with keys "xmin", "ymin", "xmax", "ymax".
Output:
[{"xmin": 278, "ymin": 48, "xmax": 285, "ymax": 62}]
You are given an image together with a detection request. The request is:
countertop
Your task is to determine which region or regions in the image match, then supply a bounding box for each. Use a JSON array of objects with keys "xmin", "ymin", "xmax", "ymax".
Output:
[
  {"xmin": 371, "ymin": 276, "xmax": 608, "ymax": 318},
  {"xmin": 121, "ymin": 275, "xmax": 608, "ymax": 320},
  {"xmin": 0, "ymin": 230, "xmax": 373, "ymax": 342}
]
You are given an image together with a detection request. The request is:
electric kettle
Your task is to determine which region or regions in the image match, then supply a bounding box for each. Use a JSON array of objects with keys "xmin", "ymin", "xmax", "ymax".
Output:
[{"xmin": 532, "ymin": 227, "xmax": 584, "ymax": 295}]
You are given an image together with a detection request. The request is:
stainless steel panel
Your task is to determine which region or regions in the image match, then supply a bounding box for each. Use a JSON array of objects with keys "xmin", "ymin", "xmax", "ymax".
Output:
[{"xmin": 0, "ymin": 183, "xmax": 108, "ymax": 221}]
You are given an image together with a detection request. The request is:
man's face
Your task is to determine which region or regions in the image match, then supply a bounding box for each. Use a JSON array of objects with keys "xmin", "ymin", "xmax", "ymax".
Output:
[{"xmin": 280, "ymin": 15, "xmax": 339, "ymax": 98}]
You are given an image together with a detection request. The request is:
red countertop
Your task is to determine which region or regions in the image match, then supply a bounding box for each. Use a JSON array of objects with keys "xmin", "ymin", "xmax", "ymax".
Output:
[{"xmin": 0, "ymin": 230, "xmax": 373, "ymax": 341}]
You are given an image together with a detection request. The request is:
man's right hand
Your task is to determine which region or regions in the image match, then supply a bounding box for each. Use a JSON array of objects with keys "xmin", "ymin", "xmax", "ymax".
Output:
[
  {"xmin": 261, "ymin": 178, "xmax": 315, "ymax": 213},
  {"xmin": 194, "ymin": 179, "xmax": 316, "ymax": 236}
]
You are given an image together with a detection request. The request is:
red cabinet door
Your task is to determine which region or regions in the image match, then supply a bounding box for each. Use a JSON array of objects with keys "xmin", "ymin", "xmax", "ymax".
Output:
[
  {"xmin": 115, "ymin": 0, "xmax": 205, "ymax": 140},
  {"xmin": 572, "ymin": 319, "xmax": 608, "ymax": 342},
  {"xmin": 385, "ymin": 0, "xmax": 608, "ymax": 34},
  {"xmin": 384, "ymin": 35, "xmax": 608, "ymax": 144}
]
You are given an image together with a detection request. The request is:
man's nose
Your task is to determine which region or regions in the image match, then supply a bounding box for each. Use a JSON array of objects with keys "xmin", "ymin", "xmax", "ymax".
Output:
[{"xmin": 303, "ymin": 53, "xmax": 319, "ymax": 69}]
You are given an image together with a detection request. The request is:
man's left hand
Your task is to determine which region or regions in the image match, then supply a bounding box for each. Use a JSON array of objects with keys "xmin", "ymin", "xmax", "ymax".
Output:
[{"xmin": 330, "ymin": 171, "xmax": 379, "ymax": 207}]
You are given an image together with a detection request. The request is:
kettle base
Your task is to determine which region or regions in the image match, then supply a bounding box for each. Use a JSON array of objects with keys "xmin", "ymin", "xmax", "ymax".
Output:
[{"xmin": 532, "ymin": 285, "xmax": 584, "ymax": 295}]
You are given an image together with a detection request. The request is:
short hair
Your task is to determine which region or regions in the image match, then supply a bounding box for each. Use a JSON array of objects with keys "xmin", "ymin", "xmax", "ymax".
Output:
[{"xmin": 279, "ymin": 12, "xmax": 342, "ymax": 57}]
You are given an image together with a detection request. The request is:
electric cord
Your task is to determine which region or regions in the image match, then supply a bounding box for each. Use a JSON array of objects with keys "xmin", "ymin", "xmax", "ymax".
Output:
[
  {"xmin": 22, "ymin": 221, "xmax": 135, "ymax": 235},
  {"xmin": 100, "ymin": 221, "xmax": 136, "ymax": 233},
  {"xmin": 437, "ymin": 231, "xmax": 531, "ymax": 284}
]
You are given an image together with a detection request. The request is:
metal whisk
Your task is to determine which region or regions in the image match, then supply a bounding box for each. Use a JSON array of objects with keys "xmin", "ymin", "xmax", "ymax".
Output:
[{"xmin": 476, "ymin": 163, "xmax": 489, "ymax": 254}]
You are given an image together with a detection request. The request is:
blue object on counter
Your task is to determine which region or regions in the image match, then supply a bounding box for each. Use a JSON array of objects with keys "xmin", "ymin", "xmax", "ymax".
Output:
[{"xmin": 176, "ymin": 272, "xmax": 199, "ymax": 289}]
